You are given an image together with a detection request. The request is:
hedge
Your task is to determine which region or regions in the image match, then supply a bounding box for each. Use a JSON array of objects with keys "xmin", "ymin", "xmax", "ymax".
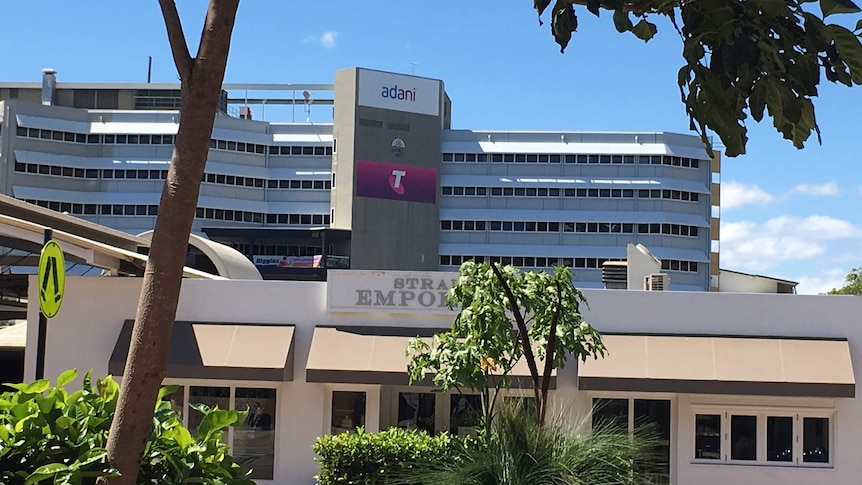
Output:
[{"xmin": 313, "ymin": 427, "xmax": 474, "ymax": 484}]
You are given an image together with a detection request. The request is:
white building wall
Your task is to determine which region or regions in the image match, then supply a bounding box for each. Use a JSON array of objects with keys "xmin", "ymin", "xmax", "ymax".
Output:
[{"xmin": 25, "ymin": 275, "xmax": 862, "ymax": 484}]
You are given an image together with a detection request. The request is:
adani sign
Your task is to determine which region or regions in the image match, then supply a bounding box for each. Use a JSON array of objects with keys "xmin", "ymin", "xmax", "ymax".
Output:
[
  {"xmin": 355, "ymin": 160, "xmax": 437, "ymax": 204},
  {"xmin": 357, "ymin": 69, "xmax": 441, "ymax": 116}
]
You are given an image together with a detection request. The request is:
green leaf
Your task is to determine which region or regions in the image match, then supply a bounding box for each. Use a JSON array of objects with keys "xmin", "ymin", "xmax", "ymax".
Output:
[
  {"xmin": 856, "ymin": 18, "xmax": 862, "ymax": 31},
  {"xmin": 829, "ymin": 24, "xmax": 862, "ymax": 83},
  {"xmin": 612, "ymin": 9, "xmax": 633, "ymax": 33},
  {"xmin": 820, "ymin": 0, "xmax": 861, "ymax": 16},
  {"xmin": 534, "ymin": 0, "xmax": 552, "ymax": 24},
  {"xmin": 586, "ymin": 0, "xmax": 601, "ymax": 16},
  {"xmin": 198, "ymin": 409, "xmax": 238, "ymax": 442},
  {"xmin": 55, "ymin": 369, "xmax": 77, "ymax": 388},
  {"xmin": 25, "ymin": 464, "xmax": 69, "ymax": 484},
  {"xmin": 24, "ymin": 379, "xmax": 50, "ymax": 395},
  {"xmin": 631, "ymin": 19, "xmax": 658, "ymax": 42},
  {"xmin": 164, "ymin": 425, "xmax": 194, "ymax": 452},
  {"xmin": 551, "ymin": 0, "xmax": 578, "ymax": 53},
  {"xmin": 71, "ymin": 448, "xmax": 109, "ymax": 469}
]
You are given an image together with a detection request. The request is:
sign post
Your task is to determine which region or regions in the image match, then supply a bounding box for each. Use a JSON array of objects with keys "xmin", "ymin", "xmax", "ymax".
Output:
[{"xmin": 35, "ymin": 230, "xmax": 65, "ymax": 379}]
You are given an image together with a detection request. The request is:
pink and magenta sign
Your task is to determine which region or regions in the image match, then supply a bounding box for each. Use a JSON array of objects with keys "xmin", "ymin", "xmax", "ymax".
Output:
[{"xmin": 355, "ymin": 160, "xmax": 437, "ymax": 204}]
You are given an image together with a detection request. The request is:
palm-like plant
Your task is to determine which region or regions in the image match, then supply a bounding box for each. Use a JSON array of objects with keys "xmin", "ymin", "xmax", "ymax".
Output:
[{"xmin": 393, "ymin": 400, "xmax": 661, "ymax": 485}]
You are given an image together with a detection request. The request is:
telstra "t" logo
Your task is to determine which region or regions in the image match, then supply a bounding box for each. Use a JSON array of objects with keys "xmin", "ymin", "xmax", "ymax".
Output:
[{"xmin": 389, "ymin": 169, "xmax": 407, "ymax": 195}]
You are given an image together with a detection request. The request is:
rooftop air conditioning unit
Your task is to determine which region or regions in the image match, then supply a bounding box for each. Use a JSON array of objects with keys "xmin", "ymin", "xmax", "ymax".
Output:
[
  {"xmin": 601, "ymin": 261, "xmax": 628, "ymax": 290},
  {"xmin": 644, "ymin": 273, "xmax": 669, "ymax": 291},
  {"xmin": 239, "ymin": 106, "xmax": 252, "ymax": 120}
]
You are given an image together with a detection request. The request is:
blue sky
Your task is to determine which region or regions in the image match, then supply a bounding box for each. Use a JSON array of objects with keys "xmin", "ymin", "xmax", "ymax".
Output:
[{"xmin": 2, "ymin": 1, "xmax": 861, "ymax": 293}]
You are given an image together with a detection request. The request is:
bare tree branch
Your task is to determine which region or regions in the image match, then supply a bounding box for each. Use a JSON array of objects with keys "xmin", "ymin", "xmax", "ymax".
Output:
[{"xmin": 159, "ymin": 0, "xmax": 193, "ymax": 79}]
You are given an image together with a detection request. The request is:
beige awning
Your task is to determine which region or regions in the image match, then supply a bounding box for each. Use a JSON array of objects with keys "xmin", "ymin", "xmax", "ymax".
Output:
[
  {"xmin": 306, "ymin": 326, "xmax": 554, "ymax": 387},
  {"xmin": 110, "ymin": 320, "xmax": 294, "ymax": 381},
  {"xmin": 579, "ymin": 335, "xmax": 855, "ymax": 398}
]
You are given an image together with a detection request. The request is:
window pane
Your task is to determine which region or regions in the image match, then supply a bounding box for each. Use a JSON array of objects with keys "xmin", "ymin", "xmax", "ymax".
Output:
[
  {"xmin": 803, "ymin": 417, "xmax": 829, "ymax": 463},
  {"xmin": 398, "ymin": 392, "xmax": 435, "ymax": 433},
  {"xmin": 235, "ymin": 388, "xmax": 277, "ymax": 480},
  {"xmin": 695, "ymin": 414, "xmax": 721, "ymax": 460},
  {"xmin": 731, "ymin": 415, "xmax": 757, "ymax": 461},
  {"xmin": 592, "ymin": 398, "xmax": 628, "ymax": 430},
  {"xmin": 635, "ymin": 399, "xmax": 671, "ymax": 482},
  {"xmin": 767, "ymin": 416, "xmax": 793, "ymax": 462},
  {"xmin": 331, "ymin": 391, "xmax": 366, "ymax": 434},
  {"xmin": 188, "ymin": 386, "xmax": 230, "ymax": 439},
  {"xmin": 450, "ymin": 395, "xmax": 482, "ymax": 435}
]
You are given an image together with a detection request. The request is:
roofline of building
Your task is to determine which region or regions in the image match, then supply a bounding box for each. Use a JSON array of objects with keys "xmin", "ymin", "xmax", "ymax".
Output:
[
  {"xmin": 0, "ymin": 82, "xmax": 335, "ymax": 92},
  {"xmin": 720, "ymin": 268, "xmax": 799, "ymax": 286}
]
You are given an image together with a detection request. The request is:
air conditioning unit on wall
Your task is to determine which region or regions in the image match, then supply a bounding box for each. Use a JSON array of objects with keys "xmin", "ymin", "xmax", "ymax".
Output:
[{"xmin": 644, "ymin": 273, "xmax": 669, "ymax": 291}]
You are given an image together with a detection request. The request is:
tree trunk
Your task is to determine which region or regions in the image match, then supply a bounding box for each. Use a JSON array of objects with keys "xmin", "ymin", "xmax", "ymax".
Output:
[{"xmin": 99, "ymin": 1, "xmax": 239, "ymax": 483}]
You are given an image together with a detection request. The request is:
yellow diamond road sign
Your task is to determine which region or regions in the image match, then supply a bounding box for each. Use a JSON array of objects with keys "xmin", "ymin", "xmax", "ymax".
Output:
[{"xmin": 38, "ymin": 239, "xmax": 65, "ymax": 318}]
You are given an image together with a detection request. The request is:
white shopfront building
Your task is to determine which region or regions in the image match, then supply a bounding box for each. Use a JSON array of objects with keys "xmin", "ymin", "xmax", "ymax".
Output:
[{"xmin": 25, "ymin": 270, "xmax": 860, "ymax": 484}]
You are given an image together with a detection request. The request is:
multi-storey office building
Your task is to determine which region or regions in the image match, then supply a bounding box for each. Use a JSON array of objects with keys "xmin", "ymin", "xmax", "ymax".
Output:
[{"xmin": 0, "ymin": 68, "xmax": 720, "ymax": 290}]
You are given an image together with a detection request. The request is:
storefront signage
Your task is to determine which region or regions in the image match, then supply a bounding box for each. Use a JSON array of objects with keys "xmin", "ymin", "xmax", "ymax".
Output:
[
  {"xmin": 327, "ymin": 270, "xmax": 459, "ymax": 313},
  {"xmin": 357, "ymin": 69, "xmax": 441, "ymax": 116}
]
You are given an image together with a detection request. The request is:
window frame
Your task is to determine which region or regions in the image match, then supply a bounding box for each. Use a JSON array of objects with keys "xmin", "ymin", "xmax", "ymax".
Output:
[{"xmin": 690, "ymin": 405, "xmax": 835, "ymax": 468}]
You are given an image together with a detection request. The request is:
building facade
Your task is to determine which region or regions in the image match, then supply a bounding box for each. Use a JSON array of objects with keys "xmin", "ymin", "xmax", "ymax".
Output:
[
  {"xmin": 25, "ymin": 271, "xmax": 859, "ymax": 484},
  {"xmin": 0, "ymin": 68, "xmax": 720, "ymax": 290}
]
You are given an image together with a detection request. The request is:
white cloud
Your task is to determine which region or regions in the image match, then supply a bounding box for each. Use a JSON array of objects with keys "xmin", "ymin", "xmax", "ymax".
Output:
[
  {"xmin": 720, "ymin": 215, "xmax": 862, "ymax": 272},
  {"xmin": 302, "ymin": 31, "xmax": 338, "ymax": 48},
  {"xmin": 794, "ymin": 269, "xmax": 848, "ymax": 295},
  {"xmin": 790, "ymin": 182, "xmax": 840, "ymax": 196},
  {"xmin": 720, "ymin": 180, "xmax": 841, "ymax": 211},
  {"xmin": 721, "ymin": 181, "xmax": 774, "ymax": 210}
]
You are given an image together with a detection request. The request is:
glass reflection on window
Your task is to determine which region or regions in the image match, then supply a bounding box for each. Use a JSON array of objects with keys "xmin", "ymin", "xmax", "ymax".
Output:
[
  {"xmin": 398, "ymin": 392, "xmax": 435, "ymax": 433},
  {"xmin": 234, "ymin": 388, "xmax": 277, "ymax": 480},
  {"xmin": 331, "ymin": 391, "xmax": 366, "ymax": 434},
  {"xmin": 803, "ymin": 417, "xmax": 830, "ymax": 463}
]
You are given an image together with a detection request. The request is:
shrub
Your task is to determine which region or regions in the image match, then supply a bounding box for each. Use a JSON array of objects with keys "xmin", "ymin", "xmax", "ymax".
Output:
[
  {"xmin": 0, "ymin": 370, "xmax": 253, "ymax": 484},
  {"xmin": 396, "ymin": 400, "xmax": 663, "ymax": 485},
  {"xmin": 313, "ymin": 427, "xmax": 475, "ymax": 484}
]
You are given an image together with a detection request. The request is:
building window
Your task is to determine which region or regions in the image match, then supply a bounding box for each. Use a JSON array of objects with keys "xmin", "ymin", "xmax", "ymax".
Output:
[
  {"xmin": 592, "ymin": 398, "xmax": 670, "ymax": 482},
  {"xmin": 398, "ymin": 392, "xmax": 436, "ymax": 433},
  {"xmin": 331, "ymin": 391, "xmax": 366, "ymax": 434},
  {"xmin": 693, "ymin": 409, "xmax": 832, "ymax": 466},
  {"xmin": 234, "ymin": 388, "xmax": 277, "ymax": 480},
  {"xmin": 188, "ymin": 386, "xmax": 230, "ymax": 439}
]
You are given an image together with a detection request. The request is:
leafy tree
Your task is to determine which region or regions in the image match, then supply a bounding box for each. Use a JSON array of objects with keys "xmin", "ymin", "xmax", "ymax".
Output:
[
  {"xmin": 533, "ymin": 0, "xmax": 862, "ymax": 157},
  {"xmin": 828, "ymin": 267, "xmax": 862, "ymax": 294},
  {"xmin": 102, "ymin": 1, "xmax": 240, "ymax": 483},
  {"xmin": 407, "ymin": 263, "xmax": 606, "ymax": 436}
]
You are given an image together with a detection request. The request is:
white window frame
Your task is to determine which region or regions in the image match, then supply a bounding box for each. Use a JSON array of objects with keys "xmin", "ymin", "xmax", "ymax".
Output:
[{"xmin": 690, "ymin": 404, "xmax": 835, "ymax": 468}]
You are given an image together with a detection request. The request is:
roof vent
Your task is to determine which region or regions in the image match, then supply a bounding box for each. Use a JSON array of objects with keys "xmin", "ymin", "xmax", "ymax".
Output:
[
  {"xmin": 41, "ymin": 68, "xmax": 57, "ymax": 106},
  {"xmin": 602, "ymin": 261, "xmax": 628, "ymax": 290}
]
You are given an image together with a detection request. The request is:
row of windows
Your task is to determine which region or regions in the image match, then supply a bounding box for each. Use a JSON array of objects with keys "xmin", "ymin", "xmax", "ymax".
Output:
[
  {"xmin": 442, "ymin": 153, "xmax": 702, "ymax": 168},
  {"xmin": 14, "ymin": 162, "xmax": 330, "ymax": 190},
  {"xmin": 439, "ymin": 255, "xmax": 699, "ymax": 272},
  {"xmin": 22, "ymin": 199, "xmax": 331, "ymax": 226},
  {"xmin": 441, "ymin": 186, "xmax": 701, "ymax": 202},
  {"xmin": 15, "ymin": 126, "xmax": 333, "ymax": 156},
  {"xmin": 440, "ymin": 220, "xmax": 700, "ymax": 237},
  {"xmin": 695, "ymin": 411, "xmax": 830, "ymax": 465},
  {"xmin": 229, "ymin": 244, "xmax": 323, "ymax": 257}
]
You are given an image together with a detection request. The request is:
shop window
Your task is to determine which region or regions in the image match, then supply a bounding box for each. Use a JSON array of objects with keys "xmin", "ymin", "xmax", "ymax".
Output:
[
  {"xmin": 450, "ymin": 395, "xmax": 482, "ymax": 436},
  {"xmin": 234, "ymin": 388, "xmax": 277, "ymax": 480},
  {"xmin": 767, "ymin": 416, "xmax": 793, "ymax": 462},
  {"xmin": 804, "ymin": 417, "xmax": 829, "ymax": 463},
  {"xmin": 398, "ymin": 392, "xmax": 435, "ymax": 433},
  {"xmin": 331, "ymin": 391, "xmax": 366, "ymax": 434}
]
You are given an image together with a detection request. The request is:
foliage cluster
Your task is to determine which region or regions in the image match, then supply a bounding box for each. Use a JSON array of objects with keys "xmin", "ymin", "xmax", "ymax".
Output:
[
  {"xmin": 407, "ymin": 263, "xmax": 605, "ymax": 433},
  {"xmin": 0, "ymin": 370, "xmax": 252, "ymax": 485},
  {"xmin": 313, "ymin": 427, "xmax": 475, "ymax": 485},
  {"xmin": 534, "ymin": 0, "xmax": 862, "ymax": 157},
  {"xmin": 828, "ymin": 267, "xmax": 862, "ymax": 294}
]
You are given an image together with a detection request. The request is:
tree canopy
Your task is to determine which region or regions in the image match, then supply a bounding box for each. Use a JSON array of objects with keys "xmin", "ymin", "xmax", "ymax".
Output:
[
  {"xmin": 828, "ymin": 267, "xmax": 862, "ymax": 294},
  {"xmin": 534, "ymin": 0, "xmax": 862, "ymax": 157},
  {"xmin": 407, "ymin": 263, "xmax": 606, "ymax": 431}
]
